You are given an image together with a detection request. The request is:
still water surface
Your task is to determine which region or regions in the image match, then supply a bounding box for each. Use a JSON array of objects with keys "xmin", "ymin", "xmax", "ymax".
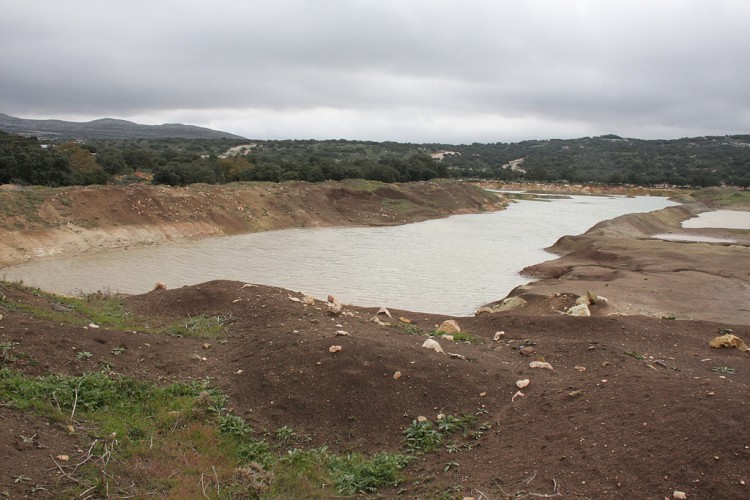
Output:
[{"xmin": 3, "ymin": 195, "xmax": 677, "ymax": 316}]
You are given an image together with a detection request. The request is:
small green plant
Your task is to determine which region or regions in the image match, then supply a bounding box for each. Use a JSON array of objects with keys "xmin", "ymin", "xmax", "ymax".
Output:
[
  {"xmin": 445, "ymin": 443, "xmax": 460, "ymax": 454},
  {"xmin": 444, "ymin": 461, "xmax": 459, "ymax": 472},
  {"xmin": 111, "ymin": 346, "xmax": 126, "ymax": 356},
  {"xmin": 712, "ymin": 366, "xmax": 736, "ymax": 375},
  {"xmin": 275, "ymin": 425, "xmax": 297, "ymax": 444},
  {"xmin": 398, "ymin": 322, "xmax": 424, "ymax": 336},
  {"xmin": 76, "ymin": 351, "xmax": 93, "ymax": 361},
  {"xmin": 0, "ymin": 341, "xmax": 20, "ymax": 364},
  {"xmin": 429, "ymin": 330, "xmax": 482, "ymax": 344},
  {"xmin": 403, "ymin": 420, "xmax": 442, "ymax": 453},
  {"xmin": 166, "ymin": 314, "xmax": 234, "ymax": 338},
  {"xmin": 218, "ymin": 414, "xmax": 253, "ymax": 438}
]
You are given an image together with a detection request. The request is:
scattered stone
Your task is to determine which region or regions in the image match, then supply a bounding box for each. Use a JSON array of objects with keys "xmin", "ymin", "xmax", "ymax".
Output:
[
  {"xmin": 393, "ymin": 371, "xmax": 401, "ymax": 380},
  {"xmin": 574, "ymin": 365, "xmax": 586, "ymax": 372},
  {"xmin": 437, "ymin": 319, "xmax": 461, "ymax": 334},
  {"xmin": 709, "ymin": 333, "xmax": 749, "ymax": 352},
  {"xmin": 520, "ymin": 346, "xmax": 535, "ymax": 356},
  {"xmin": 516, "ymin": 379, "xmax": 530, "ymax": 389},
  {"xmin": 474, "ymin": 306, "xmax": 493, "ymax": 315},
  {"xmin": 422, "ymin": 338, "xmax": 445, "ymax": 353},
  {"xmin": 202, "ymin": 343, "xmax": 211, "ymax": 349},
  {"xmin": 66, "ymin": 424, "xmax": 75, "ymax": 434},
  {"xmin": 587, "ymin": 290, "xmax": 599, "ymax": 304},
  {"xmin": 673, "ymin": 491, "xmax": 687, "ymax": 499},
  {"xmin": 377, "ymin": 306, "xmax": 392, "ymax": 318},
  {"xmin": 335, "ymin": 330, "xmax": 350, "ymax": 336},
  {"xmin": 512, "ymin": 390, "xmax": 524, "ymax": 402},
  {"xmin": 56, "ymin": 455, "xmax": 69, "ymax": 462},
  {"xmin": 479, "ymin": 391, "xmax": 487, "ymax": 397},
  {"xmin": 493, "ymin": 331, "xmax": 505, "ymax": 341},
  {"xmin": 327, "ymin": 294, "xmax": 343, "ymax": 313},
  {"xmin": 437, "ymin": 413, "xmax": 446, "ymax": 420},
  {"xmin": 288, "ymin": 295, "xmax": 302, "ymax": 303},
  {"xmin": 566, "ymin": 304, "xmax": 591, "ymax": 317},
  {"xmin": 417, "ymin": 416, "xmax": 428, "ymax": 423},
  {"xmin": 191, "ymin": 354, "xmax": 207, "ymax": 361},
  {"xmin": 236, "ymin": 369, "xmax": 243, "ymax": 374},
  {"xmin": 154, "ymin": 282, "xmax": 166, "ymax": 290},
  {"xmin": 441, "ymin": 334, "xmax": 454, "ymax": 341},
  {"xmin": 370, "ymin": 315, "xmax": 391, "ymax": 327},
  {"xmin": 0, "ymin": 314, "xmax": 3, "ymax": 321},
  {"xmin": 88, "ymin": 323, "xmax": 100, "ymax": 329},
  {"xmin": 303, "ymin": 295, "xmax": 315, "ymax": 305},
  {"xmin": 328, "ymin": 345, "xmax": 342, "ymax": 353},
  {"xmin": 399, "ymin": 317, "xmax": 412, "ymax": 324},
  {"xmin": 240, "ymin": 283, "xmax": 257, "ymax": 289},
  {"xmin": 494, "ymin": 296, "xmax": 527, "ymax": 312},
  {"xmin": 529, "ymin": 361, "xmax": 553, "ymax": 370},
  {"xmin": 568, "ymin": 390, "xmax": 583, "ymax": 398},
  {"xmin": 232, "ymin": 298, "xmax": 241, "ymax": 303},
  {"xmin": 449, "ymin": 352, "xmax": 466, "ymax": 360},
  {"xmin": 602, "ymin": 361, "xmax": 610, "ymax": 367}
]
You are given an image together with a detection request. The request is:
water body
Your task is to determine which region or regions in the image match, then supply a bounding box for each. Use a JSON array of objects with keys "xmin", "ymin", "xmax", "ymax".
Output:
[
  {"xmin": 682, "ymin": 210, "xmax": 750, "ymax": 230},
  {"xmin": 2, "ymin": 195, "xmax": 677, "ymax": 316}
]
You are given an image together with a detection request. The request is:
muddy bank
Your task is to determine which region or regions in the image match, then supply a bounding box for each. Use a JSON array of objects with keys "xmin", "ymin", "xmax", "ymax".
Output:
[
  {"xmin": 0, "ymin": 180, "xmax": 505, "ymax": 267},
  {"xmin": 489, "ymin": 203, "xmax": 750, "ymax": 325}
]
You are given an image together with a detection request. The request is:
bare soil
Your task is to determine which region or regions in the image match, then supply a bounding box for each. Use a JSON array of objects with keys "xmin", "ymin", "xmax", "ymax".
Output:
[{"xmin": 0, "ymin": 181, "xmax": 749, "ymax": 498}]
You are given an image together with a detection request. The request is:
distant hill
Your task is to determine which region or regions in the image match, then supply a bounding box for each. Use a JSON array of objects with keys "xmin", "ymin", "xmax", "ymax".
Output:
[{"xmin": 0, "ymin": 113, "xmax": 246, "ymax": 140}]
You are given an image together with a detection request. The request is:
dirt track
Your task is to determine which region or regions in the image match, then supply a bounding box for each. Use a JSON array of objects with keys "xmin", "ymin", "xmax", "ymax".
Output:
[{"xmin": 1, "ymin": 181, "xmax": 749, "ymax": 498}]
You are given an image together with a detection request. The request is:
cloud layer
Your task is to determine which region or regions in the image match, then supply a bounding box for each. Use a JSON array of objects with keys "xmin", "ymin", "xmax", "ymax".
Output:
[{"xmin": 2, "ymin": 0, "xmax": 749, "ymax": 142}]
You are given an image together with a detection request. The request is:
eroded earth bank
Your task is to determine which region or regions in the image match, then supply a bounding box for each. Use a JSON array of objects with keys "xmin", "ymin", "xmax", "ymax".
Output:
[{"xmin": 0, "ymin": 181, "xmax": 749, "ymax": 499}]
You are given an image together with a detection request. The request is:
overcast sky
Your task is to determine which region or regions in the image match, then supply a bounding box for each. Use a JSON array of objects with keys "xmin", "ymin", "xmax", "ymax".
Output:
[{"xmin": 2, "ymin": 1, "xmax": 749, "ymax": 143}]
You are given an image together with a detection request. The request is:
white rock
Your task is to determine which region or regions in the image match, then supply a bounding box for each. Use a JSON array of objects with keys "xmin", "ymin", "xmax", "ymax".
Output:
[
  {"xmin": 377, "ymin": 306, "xmax": 392, "ymax": 318},
  {"xmin": 303, "ymin": 295, "xmax": 315, "ymax": 305},
  {"xmin": 511, "ymin": 390, "xmax": 525, "ymax": 402},
  {"xmin": 393, "ymin": 371, "xmax": 401, "ymax": 379},
  {"xmin": 335, "ymin": 330, "xmax": 350, "ymax": 336},
  {"xmin": 88, "ymin": 323, "xmax": 100, "ymax": 329},
  {"xmin": 288, "ymin": 295, "xmax": 302, "ymax": 302},
  {"xmin": 370, "ymin": 315, "xmax": 390, "ymax": 326},
  {"xmin": 441, "ymin": 334, "xmax": 454, "ymax": 341},
  {"xmin": 673, "ymin": 491, "xmax": 687, "ymax": 500},
  {"xmin": 437, "ymin": 319, "xmax": 461, "ymax": 334},
  {"xmin": 417, "ymin": 415, "xmax": 428, "ymax": 422},
  {"xmin": 516, "ymin": 379, "xmax": 530, "ymax": 389},
  {"xmin": 153, "ymin": 282, "xmax": 166, "ymax": 290},
  {"xmin": 566, "ymin": 304, "xmax": 591, "ymax": 317},
  {"xmin": 422, "ymin": 338, "xmax": 444, "ymax": 353},
  {"xmin": 328, "ymin": 345, "xmax": 342, "ymax": 353},
  {"xmin": 493, "ymin": 331, "xmax": 505, "ymax": 341},
  {"xmin": 529, "ymin": 361, "xmax": 553, "ymax": 370}
]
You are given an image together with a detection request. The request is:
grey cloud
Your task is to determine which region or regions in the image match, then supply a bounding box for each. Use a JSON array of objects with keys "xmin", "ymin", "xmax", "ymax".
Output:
[{"xmin": 1, "ymin": 0, "xmax": 748, "ymax": 141}]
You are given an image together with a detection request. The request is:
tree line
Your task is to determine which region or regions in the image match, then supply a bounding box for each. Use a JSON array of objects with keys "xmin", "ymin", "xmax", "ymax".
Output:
[{"xmin": 1, "ymin": 131, "xmax": 749, "ymax": 188}]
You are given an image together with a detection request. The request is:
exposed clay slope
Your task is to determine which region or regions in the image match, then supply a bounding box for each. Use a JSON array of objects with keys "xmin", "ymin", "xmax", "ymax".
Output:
[{"xmin": 0, "ymin": 180, "xmax": 505, "ymax": 267}]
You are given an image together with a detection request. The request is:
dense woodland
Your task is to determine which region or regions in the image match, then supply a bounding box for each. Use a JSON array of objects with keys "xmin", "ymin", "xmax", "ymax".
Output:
[{"xmin": 1, "ymin": 130, "xmax": 749, "ymax": 188}]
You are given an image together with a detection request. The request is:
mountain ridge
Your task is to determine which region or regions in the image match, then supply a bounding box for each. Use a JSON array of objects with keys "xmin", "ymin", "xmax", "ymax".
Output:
[{"xmin": 0, "ymin": 113, "xmax": 246, "ymax": 140}]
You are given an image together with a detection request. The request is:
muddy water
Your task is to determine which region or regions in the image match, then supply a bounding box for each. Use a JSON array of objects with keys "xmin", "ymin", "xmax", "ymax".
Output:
[
  {"xmin": 682, "ymin": 210, "xmax": 750, "ymax": 230},
  {"xmin": 3, "ymin": 195, "xmax": 676, "ymax": 315}
]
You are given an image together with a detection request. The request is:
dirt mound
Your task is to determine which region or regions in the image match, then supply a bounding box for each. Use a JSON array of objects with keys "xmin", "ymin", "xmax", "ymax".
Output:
[{"xmin": 2, "ymin": 280, "xmax": 749, "ymax": 498}]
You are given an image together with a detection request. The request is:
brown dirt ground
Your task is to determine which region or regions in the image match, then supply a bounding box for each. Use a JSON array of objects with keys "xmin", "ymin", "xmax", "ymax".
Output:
[{"xmin": 0, "ymin": 182, "xmax": 749, "ymax": 498}]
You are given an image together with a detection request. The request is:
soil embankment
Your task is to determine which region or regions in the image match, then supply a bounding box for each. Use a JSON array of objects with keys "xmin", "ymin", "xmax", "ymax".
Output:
[
  {"xmin": 0, "ymin": 180, "xmax": 505, "ymax": 268},
  {"xmin": 491, "ymin": 202, "xmax": 750, "ymax": 324}
]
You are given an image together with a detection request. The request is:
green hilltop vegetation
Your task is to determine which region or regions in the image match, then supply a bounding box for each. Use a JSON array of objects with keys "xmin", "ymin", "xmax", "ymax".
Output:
[{"xmin": 1, "ymin": 130, "xmax": 749, "ymax": 188}]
